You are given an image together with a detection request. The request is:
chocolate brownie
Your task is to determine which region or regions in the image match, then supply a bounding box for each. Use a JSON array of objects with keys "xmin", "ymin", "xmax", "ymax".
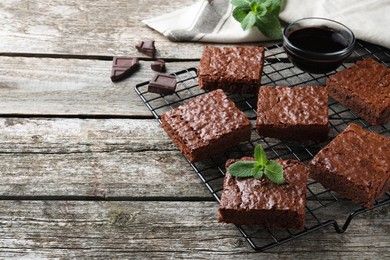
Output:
[
  {"xmin": 197, "ymin": 46, "xmax": 265, "ymax": 93},
  {"xmin": 161, "ymin": 89, "xmax": 252, "ymax": 162},
  {"xmin": 326, "ymin": 58, "xmax": 390, "ymax": 125},
  {"xmin": 309, "ymin": 124, "xmax": 390, "ymax": 208},
  {"xmin": 218, "ymin": 158, "xmax": 307, "ymax": 229},
  {"xmin": 256, "ymin": 86, "xmax": 329, "ymax": 141}
]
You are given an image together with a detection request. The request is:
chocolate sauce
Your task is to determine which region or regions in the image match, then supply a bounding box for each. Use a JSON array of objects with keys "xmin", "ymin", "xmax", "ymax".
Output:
[
  {"xmin": 284, "ymin": 27, "xmax": 352, "ymax": 74},
  {"xmin": 288, "ymin": 27, "xmax": 348, "ymax": 53}
]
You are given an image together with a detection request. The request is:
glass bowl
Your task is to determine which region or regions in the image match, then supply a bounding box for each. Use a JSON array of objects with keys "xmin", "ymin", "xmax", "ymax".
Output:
[{"xmin": 283, "ymin": 17, "xmax": 355, "ymax": 74}]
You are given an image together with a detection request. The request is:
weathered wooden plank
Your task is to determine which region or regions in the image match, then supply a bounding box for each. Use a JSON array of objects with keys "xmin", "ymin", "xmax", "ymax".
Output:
[
  {"xmin": 0, "ymin": 118, "xmax": 215, "ymax": 198},
  {"xmin": 0, "ymin": 56, "xmax": 323, "ymax": 117},
  {"xmin": 0, "ymin": 0, "xmax": 282, "ymax": 59},
  {"xmin": 0, "ymin": 150, "xmax": 210, "ymax": 198},
  {"xmin": 1, "ymin": 117, "xmax": 386, "ymax": 200},
  {"xmin": 0, "ymin": 56, "xmax": 199, "ymax": 116},
  {"xmin": 0, "ymin": 118, "xmax": 171, "ymax": 153},
  {"xmin": 0, "ymin": 200, "xmax": 388, "ymax": 259},
  {"xmin": 0, "ymin": 0, "xmax": 203, "ymax": 59}
]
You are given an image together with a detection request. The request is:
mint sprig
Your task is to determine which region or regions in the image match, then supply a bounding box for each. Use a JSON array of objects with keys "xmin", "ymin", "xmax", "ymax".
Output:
[
  {"xmin": 231, "ymin": 0, "xmax": 282, "ymax": 40},
  {"xmin": 228, "ymin": 145, "xmax": 284, "ymax": 184}
]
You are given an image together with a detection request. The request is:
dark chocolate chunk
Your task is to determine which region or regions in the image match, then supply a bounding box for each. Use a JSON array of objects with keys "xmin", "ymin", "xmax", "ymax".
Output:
[
  {"xmin": 110, "ymin": 57, "xmax": 139, "ymax": 82},
  {"xmin": 135, "ymin": 40, "xmax": 156, "ymax": 57},
  {"xmin": 148, "ymin": 73, "xmax": 177, "ymax": 95},
  {"xmin": 151, "ymin": 59, "xmax": 166, "ymax": 72}
]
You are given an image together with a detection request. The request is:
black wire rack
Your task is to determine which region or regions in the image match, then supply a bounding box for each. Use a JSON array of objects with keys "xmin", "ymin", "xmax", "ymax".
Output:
[{"xmin": 134, "ymin": 40, "xmax": 390, "ymax": 252}]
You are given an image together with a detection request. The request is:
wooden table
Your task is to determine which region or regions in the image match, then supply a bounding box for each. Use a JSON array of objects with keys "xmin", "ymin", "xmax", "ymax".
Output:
[{"xmin": 0, "ymin": 0, "xmax": 389, "ymax": 258}]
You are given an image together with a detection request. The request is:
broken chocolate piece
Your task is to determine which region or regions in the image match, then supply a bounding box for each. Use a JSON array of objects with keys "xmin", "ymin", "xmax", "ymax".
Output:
[
  {"xmin": 151, "ymin": 59, "xmax": 166, "ymax": 72},
  {"xmin": 135, "ymin": 40, "xmax": 156, "ymax": 57},
  {"xmin": 148, "ymin": 73, "xmax": 177, "ymax": 95},
  {"xmin": 110, "ymin": 57, "xmax": 139, "ymax": 82}
]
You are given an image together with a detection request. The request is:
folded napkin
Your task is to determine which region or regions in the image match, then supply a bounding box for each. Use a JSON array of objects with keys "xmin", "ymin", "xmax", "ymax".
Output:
[{"xmin": 142, "ymin": 0, "xmax": 390, "ymax": 49}]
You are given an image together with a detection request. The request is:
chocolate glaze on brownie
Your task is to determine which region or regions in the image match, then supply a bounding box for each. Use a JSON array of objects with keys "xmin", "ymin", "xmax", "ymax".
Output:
[
  {"xmin": 197, "ymin": 46, "xmax": 265, "ymax": 93},
  {"xmin": 326, "ymin": 58, "xmax": 390, "ymax": 125},
  {"xmin": 218, "ymin": 158, "xmax": 307, "ymax": 229},
  {"xmin": 256, "ymin": 86, "xmax": 329, "ymax": 141},
  {"xmin": 309, "ymin": 124, "xmax": 390, "ymax": 208},
  {"xmin": 161, "ymin": 89, "xmax": 252, "ymax": 162}
]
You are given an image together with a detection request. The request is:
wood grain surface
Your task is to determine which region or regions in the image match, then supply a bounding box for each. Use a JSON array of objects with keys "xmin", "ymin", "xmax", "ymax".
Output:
[
  {"xmin": 0, "ymin": 0, "xmax": 389, "ymax": 258},
  {"xmin": 0, "ymin": 200, "xmax": 388, "ymax": 259}
]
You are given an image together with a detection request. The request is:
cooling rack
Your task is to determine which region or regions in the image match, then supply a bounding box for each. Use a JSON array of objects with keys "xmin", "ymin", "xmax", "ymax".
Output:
[{"xmin": 134, "ymin": 40, "xmax": 390, "ymax": 251}]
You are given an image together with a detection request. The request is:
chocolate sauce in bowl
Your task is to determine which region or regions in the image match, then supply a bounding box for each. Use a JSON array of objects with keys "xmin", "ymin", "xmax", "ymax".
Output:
[
  {"xmin": 288, "ymin": 27, "xmax": 348, "ymax": 53},
  {"xmin": 284, "ymin": 25, "xmax": 354, "ymax": 74}
]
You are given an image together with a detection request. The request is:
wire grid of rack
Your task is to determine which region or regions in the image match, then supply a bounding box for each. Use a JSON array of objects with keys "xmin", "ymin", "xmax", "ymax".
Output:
[{"xmin": 134, "ymin": 40, "xmax": 390, "ymax": 251}]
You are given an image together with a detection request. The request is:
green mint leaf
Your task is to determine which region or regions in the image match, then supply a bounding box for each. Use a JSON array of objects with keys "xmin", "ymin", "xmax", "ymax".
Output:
[
  {"xmin": 256, "ymin": 0, "xmax": 270, "ymax": 7},
  {"xmin": 249, "ymin": 1, "xmax": 258, "ymax": 11},
  {"xmin": 255, "ymin": 14, "xmax": 282, "ymax": 39},
  {"xmin": 232, "ymin": 7, "xmax": 250, "ymax": 23},
  {"xmin": 231, "ymin": 0, "xmax": 252, "ymax": 8},
  {"xmin": 228, "ymin": 161, "xmax": 258, "ymax": 178},
  {"xmin": 256, "ymin": 0, "xmax": 281, "ymax": 14},
  {"xmin": 254, "ymin": 145, "xmax": 267, "ymax": 166},
  {"xmin": 241, "ymin": 11, "xmax": 257, "ymax": 31},
  {"xmin": 264, "ymin": 160, "xmax": 284, "ymax": 184},
  {"xmin": 265, "ymin": 0, "xmax": 281, "ymax": 15},
  {"xmin": 231, "ymin": 0, "xmax": 282, "ymax": 39},
  {"xmin": 253, "ymin": 165, "xmax": 264, "ymax": 179},
  {"xmin": 252, "ymin": 2, "xmax": 267, "ymax": 16},
  {"xmin": 228, "ymin": 144, "xmax": 284, "ymax": 184}
]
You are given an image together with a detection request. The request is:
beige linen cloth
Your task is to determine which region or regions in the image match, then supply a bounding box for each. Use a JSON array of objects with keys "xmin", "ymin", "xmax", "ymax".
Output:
[{"xmin": 142, "ymin": 0, "xmax": 390, "ymax": 49}]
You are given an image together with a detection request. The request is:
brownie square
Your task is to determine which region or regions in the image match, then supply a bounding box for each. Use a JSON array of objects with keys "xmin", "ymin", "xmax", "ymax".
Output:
[
  {"xmin": 256, "ymin": 86, "xmax": 329, "ymax": 141},
  {"xmin": 309, "ymin": 124, "xmax": 390, "ymax": 208},
  {"xmin": 161, "ymin": 89, "xmax": 252, "ymax": 162},
  {"xmin": 218, "ymin": 158, "xmax": 307, "ymax": 229},
  {"xmin": 326, "ymin": 58, "xmax": 390, "ymax": 125},
  {"xmin": 197, "ymin": 46, "xmax": 265, "ymax": 93}
]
